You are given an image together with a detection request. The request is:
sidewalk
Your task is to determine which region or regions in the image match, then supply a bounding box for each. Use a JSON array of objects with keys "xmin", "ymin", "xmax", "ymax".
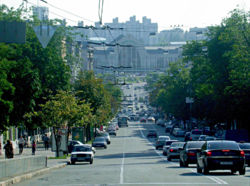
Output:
[{"xmin": 0, "ymin": 145, "xmax": 69, "ymax": 186}]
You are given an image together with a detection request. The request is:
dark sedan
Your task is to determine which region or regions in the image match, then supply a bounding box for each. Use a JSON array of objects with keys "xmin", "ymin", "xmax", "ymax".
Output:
[
  {"xmin": 147, "ymin": 130, "xmax": 158, "ymax": 138},
  {"xmin": 167, "ymin": 142, "xmax": 185, "ymax": 161},
  {"xmin": 179, "ymin": 141, "xmax": 205, "ymax": 167},
  {"xmin": 197, "ymin": 141, "xmax": 245, "ymax": 175},
  {"xmin": 92, "ymin": 137, "xmax": 107, "ymax": 149},
  {"xmin": 239, "ymin": 142, "xmax": 250, "ymax": 167}
]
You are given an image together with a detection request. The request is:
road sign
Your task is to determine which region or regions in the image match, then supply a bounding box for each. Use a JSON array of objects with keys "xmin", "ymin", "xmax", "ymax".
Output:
[
  {"xmin": 0, "ymin": 21, "xmax": 26, "ymax": 44},
  {"xmin": 33, "ymin": 24, "xmax": 57, "ymax": 48}
]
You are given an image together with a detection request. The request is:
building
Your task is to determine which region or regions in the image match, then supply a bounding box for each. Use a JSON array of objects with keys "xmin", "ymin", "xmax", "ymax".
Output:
[{"xmin": 32, "ymin": 6, "xmax": 49, "ymax": 21}]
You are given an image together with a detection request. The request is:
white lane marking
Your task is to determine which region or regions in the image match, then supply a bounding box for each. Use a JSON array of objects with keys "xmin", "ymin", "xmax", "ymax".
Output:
[
  {"xmin": 139, "ymin": 124, "xmax": 228, "ymax": 185},
  {"xmin": 123, "ymin": 183, "xmax": 222, "ymax": 185},
  {"xmin": 120, "ymin": 127, "xmax": 126, "ymax": 184}
]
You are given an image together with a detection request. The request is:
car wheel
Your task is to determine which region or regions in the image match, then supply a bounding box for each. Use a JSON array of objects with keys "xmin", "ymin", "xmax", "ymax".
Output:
[
  {"xmin": 163, "ymin": 152, "xmax": 166, "ymax": 156},
  {"xmin": 156, "ymin": 147, "xmax": 158, "ymax": 150},
  {"xmin": 90, "ymin": 159, "xmax": 93, "ymax": 164},
  {"xmin": 71, "ymin": 161, "xmax": 75, "ymax": 165},
  {"xmin": 239, "ymin": 167, "xmax": 245, "ymax": 175},
  {"xmin": 167, "ymin": 157, "xmax": 171, "ymax": 161},
  {"xmin": 108, "ymin": 141, "xmax": 111, "ymax": 144},
  {"xmin": 197, "ymin": 164, "xmax": 202, "ymax": 174},
  {"xmin": 104, "ymin": 146, "xmax": 107, "ymax": 149}
]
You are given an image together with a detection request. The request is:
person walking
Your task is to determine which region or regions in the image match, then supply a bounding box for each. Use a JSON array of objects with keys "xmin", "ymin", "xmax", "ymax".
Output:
[
  {"xmin": 4, "ymin": 140, "xmax": 14, "ymax": 159},
  {"xmin": 44, "ymin": 134, "xmax": 49, "ymax": 150},
  {"xmin": 18, "ymin": 136, "xmax": 25, "ymax": 154},
  {"xmin": 32, "ymin": 140, "xmax": 36, "ymax": 155}
]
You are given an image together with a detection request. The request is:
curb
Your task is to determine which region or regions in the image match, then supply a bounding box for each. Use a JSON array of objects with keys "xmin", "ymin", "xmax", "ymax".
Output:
[{"xmin": 0, "ymin": 163, "xmax": 67, "ymax": 186}]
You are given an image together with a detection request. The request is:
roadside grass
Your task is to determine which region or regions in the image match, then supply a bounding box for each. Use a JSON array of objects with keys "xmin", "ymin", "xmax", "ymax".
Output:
[{"xmin": 48, "ymin": 154, "xmax": 71, "ymax": 159}]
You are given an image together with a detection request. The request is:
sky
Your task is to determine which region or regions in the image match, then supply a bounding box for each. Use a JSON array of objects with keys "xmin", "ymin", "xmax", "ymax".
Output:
[{"xmin": 2, "ymin": 0, "xmax": 250, "ymax": 31}]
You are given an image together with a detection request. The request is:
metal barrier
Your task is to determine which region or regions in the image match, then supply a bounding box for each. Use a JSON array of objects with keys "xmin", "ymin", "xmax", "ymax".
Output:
[{"xmin": 0, "ymin": 155, "xmax": 47, "ymax": 179}]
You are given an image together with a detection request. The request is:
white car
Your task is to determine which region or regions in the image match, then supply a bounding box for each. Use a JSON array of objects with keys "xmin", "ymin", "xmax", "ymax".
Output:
[{"xmin": 71, "ymin": 145, "xmax": 94, "ymax": 164}]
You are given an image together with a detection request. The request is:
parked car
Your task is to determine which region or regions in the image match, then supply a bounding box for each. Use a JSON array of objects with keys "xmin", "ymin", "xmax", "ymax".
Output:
[
  {"xmin": 167, "ymin": 142, "xmax": 185, "ymax": 161},
  {"xmin": 163, "ymin": 140, "xmax": 178, "ymax": 156},
  {"xmin": 71, "ymin": 144, "xmax": 94, "ymax": 165},
  {"xmin": 97, "ymin": 132, "xmax": 111, "ymax": 144},
  {"xmin": 147, "ymin": 130, "xmax": 158, "ymax": 138},
  {"xmin": 155, "ymin": 136, "xmax": 171, "ymax": 150},
  {"xmin": 108, "ymin": 129, "xmax": 117, "ymax": 136},
  {"xmin": 68, "ymin": 140, "xmax": 84, "ymax": 153},
  {"xmin": 197, "ymin": 140, "xmax": 245, "ymax": 175},
  {"xmin": 184, "ymin": 132, "xmax": 191, "ymax": 142},
  {"xmin": 238, "ymin": 142, "xmax": 250, "ymax": 167},
  {"xmin": 156, "ymin": 119, "xmax": 165, "ymax": 126},
  {"xmin": 92, "ymin": 137, "xmax": 107, "ymax": 149},
  {"xmin": 190, "ymin": 129, "xmax": 203, "ymax": 141},
  {"xmin": 179, "ymin": 141, "xmax": 205, "ymax": 167},
  {"xmin": 173, "ymin": 128, "xmax": 185, "ymax": 137}
]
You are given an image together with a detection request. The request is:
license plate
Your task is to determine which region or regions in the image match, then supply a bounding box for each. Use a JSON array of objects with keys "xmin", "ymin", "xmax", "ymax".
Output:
[
  {"xmin": 220, "ymin": 161, "xmax": 233, "ymax": 165},
  {"xmin": 78, "ymin": 157, "xmax": 86, "ymax": 160}
]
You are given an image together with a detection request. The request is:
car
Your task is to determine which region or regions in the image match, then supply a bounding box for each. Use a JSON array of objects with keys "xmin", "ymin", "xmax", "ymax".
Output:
[
  {"xmin": 179, "ymin": 141, "xmax": 205, "ymax": 167},
  {"xmin": 147, "ymin": 117, "xmax": 155, "ymax": 123},
  {"xmin": 108, "ymin": 129, "xmax": 117, "ymax": 136},
  {"xmin": 205, "ymin": 136, "xmax": 216, "ymax": 141},
  {"xmin": 167, "ymin": 142, "xmax": 185, "ymax": 161},
  {"xmin": 156, "ymin": 119, "xmax": 165, "ymax": 127},
  {"xmin": 71, "ymin": 144, "xmax": 94, "ymax": 165},
  {"xmin": 163, "ymin": 140, "xmax": 178, "ymax": 156},
  {"xmin": 198, "ymin": 135, "xmax": 207, "ymax": 141},
  {"xmin": 140, "ymin": 118, "xmax": 147, "ymax": 123},
  {"xmin": 172, "ymin": 128, "xmax": 185, "ymax": 137},
  {"xmin": 238, "ymin": 142, "xmax": 250, "ymax": 166},
  {"xmin": 118, "ymin": 116, "xmax": 129, "ymax": 127},
  {"xmin": 155, "ymin": 136, "xmax": 171, "ymax": 150},
  {"xmin": 190, "ymin": 129, "xmax": 203, "ymax": 141},
  {"xmin": 147, "ymin": 130, "xmax": 158, "ymax": 138},
  {"xmin": 68, "ymin": 140, "xmax": 84, "ymax": 153},
  {"xmin": 97, "ymin": 132, "xmax": 111, "ymax": 144},
  {"xmin": 197, "ymin": 141, "xmax": 245, "ymax": 175},
  {"xmin": 92, "ymin": 137, "xmax": 107, "ymax": 149},
  {"xmin": 165, "ymin": 125, "xmax": 172, "ymax": 133},
  {"xmin": 184, "ymin": 132, "xmax": 191, "ymax": 141}
]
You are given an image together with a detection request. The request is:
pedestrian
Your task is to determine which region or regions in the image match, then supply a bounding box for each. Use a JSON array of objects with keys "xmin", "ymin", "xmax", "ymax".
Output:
[
  {"xmin": 44, "ymin": 134, "xmax": 49, "ymax": 150},
  {"xmin": 32, "ymin": 140, "xmax": 36, "ymax": 155},
  {"xmin": 18, "ymin": 136, "xmax": 25, "ymax": 154},
  {"xmin": 4, "ymin": 140, "xmax": 14, "ymax": 159}
]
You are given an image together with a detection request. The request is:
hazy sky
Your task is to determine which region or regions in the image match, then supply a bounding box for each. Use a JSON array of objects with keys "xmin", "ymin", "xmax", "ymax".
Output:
[{"xmin": 2, "ymin": 0, "xmax": 249, "ymax": 31}]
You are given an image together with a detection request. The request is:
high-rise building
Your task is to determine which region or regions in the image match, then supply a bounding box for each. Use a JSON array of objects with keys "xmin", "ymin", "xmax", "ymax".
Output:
[{"xmin": 33, "ymin": 6, "xmax": 49, "ymax": 21}]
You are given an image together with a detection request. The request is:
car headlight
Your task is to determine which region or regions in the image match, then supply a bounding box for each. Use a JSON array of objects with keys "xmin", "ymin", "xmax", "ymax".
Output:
[{"xmin": 72, "ymin": 154, "xmax": 77, "ymax": 158}]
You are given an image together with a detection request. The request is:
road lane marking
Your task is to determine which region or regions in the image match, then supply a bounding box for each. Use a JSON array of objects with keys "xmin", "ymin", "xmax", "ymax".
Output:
[
  {"xmin": 120, "ymin": 127, "xmax": 126, "ymax": 184},
  {"xmin": 139, "ymin": 124, "xmax": 228, "ymax": 185}
]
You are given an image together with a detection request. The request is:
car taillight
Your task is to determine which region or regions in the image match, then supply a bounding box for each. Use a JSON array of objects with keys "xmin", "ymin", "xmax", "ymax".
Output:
[
  {"xmin": 170, "ymin": 149, "xmax": 174, "ymax": 152},
  {"xmin": 240, "ymin": 150, "xmax": 245, "ymax": 157},
  {"xmin": 187, "ymin": 152, "xmax": 196, "ymax": 156},
  {"xmin": 222, "ymin": 150, "xmax": 230, "ymax": 152},
  {"xmin": 190, "ymin": 137, "xmax": 192, "ymax": 140},
  {"xmin": 206, "ymin": 151, "xmax": 212, "ymax": 156}
]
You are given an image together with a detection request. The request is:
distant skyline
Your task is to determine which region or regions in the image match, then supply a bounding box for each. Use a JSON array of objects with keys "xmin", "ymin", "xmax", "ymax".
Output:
[{"xmin": 2, "ymin": 0, "xmax": 249, "ymax": 31}]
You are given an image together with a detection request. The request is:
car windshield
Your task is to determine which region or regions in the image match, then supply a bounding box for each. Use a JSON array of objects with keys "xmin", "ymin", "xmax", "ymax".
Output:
[
  {"xmin": 239, "ymin": 143, "xmax": 250, "ymax": 149},
  {"xmin": 208, "ymin": 141, "xmax": 239, "ymax": 150},
  {"xmin": 159, "ymin": 136, "xmax": 169, "ymax": 141},
  {"xmin": 73, "ymin": 146, "xmax": 92, "ymax": 152},
  {"xmin": 187, "ymin": 142, "xmax": 205, "ymax": 148},
  {"xmin": 171, "ymin": 142, "xmax": 185, "ymax": 148}
]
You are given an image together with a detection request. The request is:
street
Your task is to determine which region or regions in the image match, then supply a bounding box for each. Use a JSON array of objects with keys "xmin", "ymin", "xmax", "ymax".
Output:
[{"xmin": 15, "ymin": 121, "xmax": 250, "ymax": 186}]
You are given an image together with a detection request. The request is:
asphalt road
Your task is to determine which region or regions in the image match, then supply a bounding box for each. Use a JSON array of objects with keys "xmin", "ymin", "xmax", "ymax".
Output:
[{"xmin": 15, "ymin": 121, "xmax": 250, "ymax": 186}]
